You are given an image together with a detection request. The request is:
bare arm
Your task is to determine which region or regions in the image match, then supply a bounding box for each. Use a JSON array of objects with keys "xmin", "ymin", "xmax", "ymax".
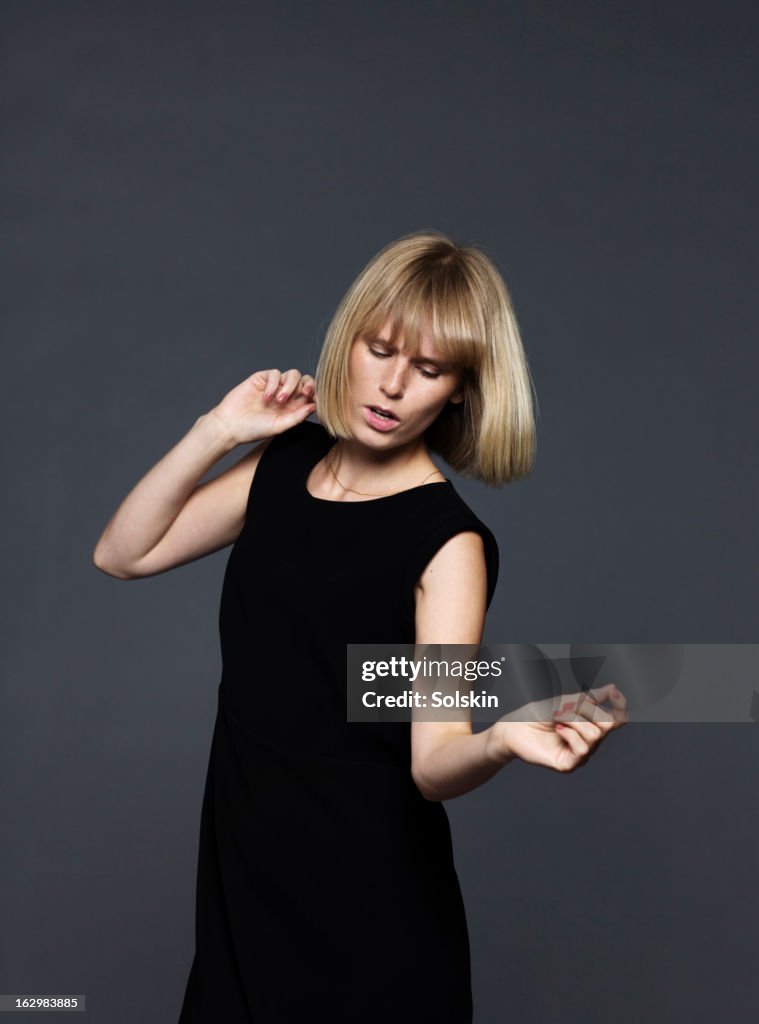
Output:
[
  {"xmin": 410, "ymin": 532, "xmax": 510, "ymax": 801},
  {"xmin": 410, "ymin": 534, "xmax": 628, "ymax": 800},
  {"xmin": 92, "ymin": 412, "xmax": 268, "ymax": 579},
  {"xmin": 92, "ymin": 368, "xmax": 317, "ymax": 579}
]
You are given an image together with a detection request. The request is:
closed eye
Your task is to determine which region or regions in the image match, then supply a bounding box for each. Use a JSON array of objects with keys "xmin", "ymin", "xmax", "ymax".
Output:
[{"xmin": 368, "ymin": 347, "xmax": 441, "ymax": 379}]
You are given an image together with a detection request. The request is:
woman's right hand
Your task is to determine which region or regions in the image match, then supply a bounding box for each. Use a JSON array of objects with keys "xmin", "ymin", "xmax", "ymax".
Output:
[{"xmin": 207, "ymin": 368, "xmax": 318, "ymax": 446}]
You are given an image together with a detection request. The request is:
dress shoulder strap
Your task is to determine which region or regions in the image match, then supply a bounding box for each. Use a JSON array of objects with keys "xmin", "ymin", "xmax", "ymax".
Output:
[{"xmin": 244, "ymin": 419, "xmax": 326, "ymax": 518}]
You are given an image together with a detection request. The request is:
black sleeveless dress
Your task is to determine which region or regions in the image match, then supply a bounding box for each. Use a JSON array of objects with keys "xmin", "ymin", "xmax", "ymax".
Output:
[{"xmin": 178, "ymin": 418, "xmax": 499, "ymax": 1023}]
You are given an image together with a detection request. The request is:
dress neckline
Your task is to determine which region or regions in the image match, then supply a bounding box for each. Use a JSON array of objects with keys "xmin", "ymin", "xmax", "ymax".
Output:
[{"xmin": 303, "ymin": 437, "xmax": 452, "ymax": 506}]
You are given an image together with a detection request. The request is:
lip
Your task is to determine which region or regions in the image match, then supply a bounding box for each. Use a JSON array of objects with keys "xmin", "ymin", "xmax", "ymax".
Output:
[
  {"xmin": 364, "ymin": 405, "xmax": 401, "ymax": 431},
  {"xmin": 367, "ymin": 404, "xmax": 399, "ymax": 420}
]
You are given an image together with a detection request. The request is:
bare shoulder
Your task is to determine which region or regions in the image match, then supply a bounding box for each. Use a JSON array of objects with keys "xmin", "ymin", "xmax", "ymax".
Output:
[
  {"xmin": 413, "ymin": 531, "xmax": 488, "ymax": 647},
  {"xmin": 414, "ymin": 531, "xmax": 487, "ymax": 600}
]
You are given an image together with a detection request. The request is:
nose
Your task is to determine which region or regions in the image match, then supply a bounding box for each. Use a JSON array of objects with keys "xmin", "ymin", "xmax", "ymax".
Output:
[{"xmin": 380, "ymin": 360, "xmax": 406, "ymax": 398}]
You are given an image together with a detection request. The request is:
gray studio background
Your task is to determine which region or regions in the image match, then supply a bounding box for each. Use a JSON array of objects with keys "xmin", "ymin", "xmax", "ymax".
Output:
[{"xmin": 2, "ymin": 2, "xmax": 757, "ymax": 1022}]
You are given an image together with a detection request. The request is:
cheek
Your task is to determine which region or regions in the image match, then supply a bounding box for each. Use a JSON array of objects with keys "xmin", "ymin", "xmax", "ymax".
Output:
[
  {"xmin": 416, "ymin": 385, "xmax": 450, "ymax": 414},
  {"xmin": 348, "ymin": 345, "xmax": 368, "ymax": 378},
  {"xmin": 429, "ymin": 378, "xmax": 456, "ymax": 400}
]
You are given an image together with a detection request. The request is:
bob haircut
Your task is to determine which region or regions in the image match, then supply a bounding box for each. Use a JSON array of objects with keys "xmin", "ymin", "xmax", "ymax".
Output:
[{"xmin": 314, "ymin": 230, "xmax": 536, "ymax": 486}]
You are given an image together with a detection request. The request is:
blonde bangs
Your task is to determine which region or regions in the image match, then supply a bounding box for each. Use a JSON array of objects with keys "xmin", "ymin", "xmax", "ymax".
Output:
[{"xmin": 358, "ymin": 261, "xmax": 486, "ymax": 375}]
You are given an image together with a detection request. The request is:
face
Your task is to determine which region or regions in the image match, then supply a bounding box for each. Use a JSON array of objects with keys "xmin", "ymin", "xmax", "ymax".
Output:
[{"xmin": 345, "ymin": 317, "xmax": 465, "ymax": 446}]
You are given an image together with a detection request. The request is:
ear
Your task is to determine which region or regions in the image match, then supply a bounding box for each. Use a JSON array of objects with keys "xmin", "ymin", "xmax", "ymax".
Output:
[{"xmin": 448, "ymin": 387, "xmax": 465, "ymax": 405}]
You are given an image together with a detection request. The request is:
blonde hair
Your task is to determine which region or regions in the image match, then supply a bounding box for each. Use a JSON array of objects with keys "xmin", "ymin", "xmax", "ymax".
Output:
[{"xmin": 314, "ymin": 230, "xmax": 536, "ymax": 486}]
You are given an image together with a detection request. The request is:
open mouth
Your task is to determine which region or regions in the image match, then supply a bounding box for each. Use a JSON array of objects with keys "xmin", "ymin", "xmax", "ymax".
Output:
[{"xmin": 367, "ymin": 406, "xmax": 399, "ymax": 421}]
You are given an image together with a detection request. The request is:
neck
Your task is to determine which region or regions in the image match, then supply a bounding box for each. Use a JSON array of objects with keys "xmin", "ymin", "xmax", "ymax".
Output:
[{"xmin": 327, "ymin": 437, "xmax": 443, "ymax": 495}]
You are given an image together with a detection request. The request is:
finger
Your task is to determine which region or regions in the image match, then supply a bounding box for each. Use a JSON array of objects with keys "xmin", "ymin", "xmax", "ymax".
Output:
[
  {"xmin": 580, "ymin": 696, "xmax": 616, "ymax": 727},
  {"xmin": 275, "ymin": 369, "xmax": 313, "ymax": 405},
  {"xmin": 299, "ymin": 374, "xmax": 316, "ymax": 397},
  {"xmin": 601, "ymin": 685, "xmax": 629, "ymax": 726},
  {"xmin": 557, "ymin": 706, "xmax": 617, "ymax": 744},
  {"xmin": 277, "ymin": 385, "xmax": 315, "ymax": 411},
  {"xmin": 278, "ymin": 400, "xmax": 318, "ymax": 429},
  {"xmin": 584, "ymin": 683, "xmax": 629, "ymax": 727},
  {"xmin": 262, "ymin": 370, "xmax": 283, "ymax": 401},
  {"xmin": 554, "ymin": 721, "xmax": 590, "ymax": 759},
  {"xmin": 272, "ymin": 369, "xmax": 299, "ymax": 404},
  {"xmin": 555, "ymin": 693, "xmax": 613, "ymax": 726},
  {"xmin": 584, "ymin": 682, "xmax": 620, "ymax": 707},
  {"xmin": 554, "ymin": 717, "xmax": 602, "ymax": 746}
]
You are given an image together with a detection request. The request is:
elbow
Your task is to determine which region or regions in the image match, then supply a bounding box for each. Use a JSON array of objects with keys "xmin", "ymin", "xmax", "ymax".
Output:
[
  {"xmin": 91, "ymin": 544, "xmax": 136, "ymax": 580},
  {"xmin": 411, "ymin": 763, "xmax": 445, "ymax": 803}
]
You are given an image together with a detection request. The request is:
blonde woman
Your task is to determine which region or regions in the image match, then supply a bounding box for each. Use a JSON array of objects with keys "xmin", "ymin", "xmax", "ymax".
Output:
[{"xmin": 93, "ymin": 230, "xmax": 627, "ymax": 1022}]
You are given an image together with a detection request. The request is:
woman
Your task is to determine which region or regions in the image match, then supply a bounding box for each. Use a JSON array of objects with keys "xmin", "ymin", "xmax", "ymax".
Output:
[{"xmin": 93, "ymin": 230, "xmax": 627, "ymax": 1022}]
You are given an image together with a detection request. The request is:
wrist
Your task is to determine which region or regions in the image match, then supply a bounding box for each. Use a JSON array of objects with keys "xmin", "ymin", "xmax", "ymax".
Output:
[
  {"xmin": 195, "ymin": 409, "xmax": 240, "ymax": 454},
  {"xmin": 485, "ymin": 722, "xmax": 516, "ymax": 767}
]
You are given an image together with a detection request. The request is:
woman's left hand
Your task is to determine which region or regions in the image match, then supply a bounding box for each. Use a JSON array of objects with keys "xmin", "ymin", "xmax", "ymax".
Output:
[{"xmin": 485, "ymin": 682, "xmax": 629, "ymax": 773}]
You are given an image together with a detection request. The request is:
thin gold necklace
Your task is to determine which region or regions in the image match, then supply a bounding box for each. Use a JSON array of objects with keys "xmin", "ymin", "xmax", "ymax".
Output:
[{"xmin": 326, "ymin": 443, "xmax": 443, "ymax": 498}]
